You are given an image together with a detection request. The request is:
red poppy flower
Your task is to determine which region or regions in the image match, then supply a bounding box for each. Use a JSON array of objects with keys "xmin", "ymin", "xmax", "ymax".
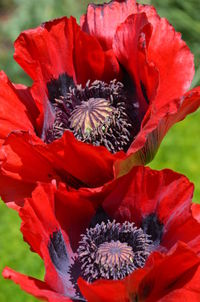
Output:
[
  {"xmin": 3, "ymin": 167, "xmax": 200, "ymax": 301},
  {"xmin": 1, "ymin": 0, "xmax": 200, "ymax": 207}
]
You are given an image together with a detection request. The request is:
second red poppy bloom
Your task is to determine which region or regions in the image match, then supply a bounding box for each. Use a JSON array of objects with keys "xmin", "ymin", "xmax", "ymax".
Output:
[
  {"xmin": 1, "ymin": 0, "xmax": 200, "ymax": 206},
  {"xmin": 3, "ymin": 166, "xmax": 200, "ymax": 301}
]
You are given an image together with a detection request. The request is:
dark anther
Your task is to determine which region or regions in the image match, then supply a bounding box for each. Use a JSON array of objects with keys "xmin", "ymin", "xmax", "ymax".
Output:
[{"xmin": 77, "ymin": 220, "xmax": 152, "ymax": 282}]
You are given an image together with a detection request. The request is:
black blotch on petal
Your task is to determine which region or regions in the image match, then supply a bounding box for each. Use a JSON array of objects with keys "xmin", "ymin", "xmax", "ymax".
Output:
[
  {"xmin": 48, "ymin": 231, "xmax": 85, "ymax": 301},
  {"xmin": 141, "ymin": 213, "xmax": 164, "ymax": 245},
  {"xmin": 121, "ymin": 66, "xmax": 141, "ymax": 136},
  {"xmin": 48, "ymin": 230, "xmax": 69, "ymax": 273},
  {"xmin": 89, "ymin": 206, "xmax": 111, "ymax": 228},
  {"xmin": 139, "ymin": 280, "xmax": 154, "ymax": 300},
  {"xmin": 140, "ymin": 81, "xmax": 149, "ymax": 105},
  {"xmin": 47, "ymin": 73, "xmax": 75, "ymax": 102}
]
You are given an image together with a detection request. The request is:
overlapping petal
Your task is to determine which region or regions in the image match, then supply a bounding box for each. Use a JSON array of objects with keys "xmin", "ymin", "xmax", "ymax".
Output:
[
  {"xmin": 14, "ymin": 16, "xmax": 120, "ymax": 86},
  {"xmin": 113, "ymin": 12, "xmax": 158, "ymax": 115},
  {"xmin": 80, "ymin": 0, "xmax": 138, "ymax": 50},
  {"xmin": 137, "ymin": 243, "xmax": 200, "ymax": 302},
  {"xmin": 115, "ymin": 87, "xmax": 200, "ymax": 176},
  {"xmin": 78, "ymin": 243, "xmax": 200, "ymax": 302},
  {"xmin": 82, "ymin": 0, "xmax": 194, "ymax": 104},
  {"xmin": 81, "ymin": 0, "xmax": 198, "ymax": 175},
  {"xmin": 0, "ymin": 71, "xmax": 37, "ymax": 146},
  {"xmin": 0, "ymin": 130, "xmax": 123, "ymax": 208},
  {"xmin": 138, "ymin": 4, "xmax": 194, "ymax": 107}
]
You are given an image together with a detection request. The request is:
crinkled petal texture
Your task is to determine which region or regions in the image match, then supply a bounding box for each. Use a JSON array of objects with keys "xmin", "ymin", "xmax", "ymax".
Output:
[
  {"xmin": 0, "ymin": 71, "xmax": 40, "ymax": 147},
  {"xmin": 14, "ymin": 14, "xmax": 120, "ymax": 137},
  {"xmin": 81, "ymin": 0, "xmax": 200, "ymax": 176},
  {"xmin": 3, "ymin": 167, "xmax": 200, "ymax": 301},
  {"xmin": 0, "ymin": 16, "xmax": 124, "ymax": 207},
  {"xmin": 81, "ymin": 0, "xmax": 194, "ymax": 103},
  {"xmin": 1, "ymin": 2, "xmax": 200, "ymax": 208},
  {"xmin": 14, "ymin": 16, "xmax": 120, "ymax": 88},
  {"xmin": 13, "ymin": 15, "xmax": 121, "ymax": 140},
  {"xmin": 99, "ymin": 166, "xmax": 200, "ymax": 255},
  {"xmin": 0, "ymin": 130, "xmax": 123, "ymax": 209},
  {"xmin": 115, "ymin": 87, "xmax": 200, "ymax": 177}
]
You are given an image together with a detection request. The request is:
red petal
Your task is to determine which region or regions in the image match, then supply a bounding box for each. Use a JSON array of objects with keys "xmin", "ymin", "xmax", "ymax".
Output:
[
  {"xmin": 20, "ymin": 183, "xmax": 74, "ymax": 295},
  {"xmin": 14, "ymin": 17, "xmax": 76, "ymax": 83},
  {"xmin": 26, "ymin": 82, "xmax": 46, "ymax": 136},
  {"xmin": 53, "ymin": 186, "xmax": 98, "ymax": 250},
  {"xmin": 138, "ymin": 243, "xmax": 200, "ymax": 302},
  {"xmin": 78, "ymin": 277, "xmax": 129, "ymax": 302},
  {"xmin": 0, "ymin": 174, "xmax": 36, "ymax": 210},
  {"xmin": 102, "ymin": 166, "xmax": 200, "ymax": 252},
  {"xmin": 113, "ymin": 13, "xmax": 158, "ymax": 115},
  {"xmin": 40, "ymin": 131, "xmax": 123, "ymax": 188},
  {"xmin": 14, "ymin": 17, "xmax": 119, "ymax": 86},
  {"xmin": 139, "ymin": 4, "xmax": 194, "ymax": 106},
  {"xmin": 0, "ymin": 129, "xmax": 123, "ymax": 207},
  {"xmin": 81, "ymin": 0, "xmax": 137, "ymax": 50},
  {"xmin": 158, "ymin": 282, "xmax": 200, "ymax": 302},
  {"xmin": 3, "ymin": 130, "xmax": 122, "ymax": 187},
  {"xmin": 0, "ymin": 72, "xmax": 35, "ymax": 146},
  {"xmin": 78, "ymin": 265, "xmax": 148, "ymax": 302},
  {"xmin": 20, "ymin": 183, "xmax": 59, "ymax": 256},
  {"xmin": 115, "ymin": 87, "xmax": 200, "ymax": 176},
  {"xmin": 82, "ymin": 2, "xmax": 194, "ymax": 104},
  {"xmin": 192, "ymin": 203, "xmax": 200, "ymax": 223},
  {"xmin": 73, "ymin": 25, "xmax": 120, "ymax": 85},
  {"xmin": 0, "ymin": 132, "xmax": 60, "ymax": 206},
  {"xmin": 103, "ymin": 166, "xmax": 193, "ymax": 225},
  {"xmin": 14, "ymin": 82, "xmax": 40, "ymax": 130},
  {"xmin": 78, "ymin": 244, "xmax": 200, "ymax": 302},
  {"xmin": 2, "ymin": 267, "xmax": 72, "ymax": 302},
  {"xmin": 162, "ymin": 209, "xmax": 200, "ymax": 255},
  {"xmin": 185, "ymin": 204, "xmax": 200, "ymax": 255}
]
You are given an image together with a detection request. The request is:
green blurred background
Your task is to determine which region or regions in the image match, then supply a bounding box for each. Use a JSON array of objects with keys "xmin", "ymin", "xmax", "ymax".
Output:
[{"xmin": 0, "ymin": 0, "xmax": 199, "ymax": 301}]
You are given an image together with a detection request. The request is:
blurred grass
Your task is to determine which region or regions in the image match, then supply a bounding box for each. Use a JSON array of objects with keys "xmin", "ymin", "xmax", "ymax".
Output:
[
  {"xmin": 0, "ymin": 203, "xmax": 44, "ymax": 302},
  {"xmin": 0, "ymin": 0, "xmax": 200, "ymax": 301}
]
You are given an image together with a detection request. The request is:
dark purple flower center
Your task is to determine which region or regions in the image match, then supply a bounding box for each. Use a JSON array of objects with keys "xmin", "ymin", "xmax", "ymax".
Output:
[
  {"xmin": 46, "ymin": 79, "xmax": 138, "ymax": 153},
  {"xmin": 47, "ymin": 212, "xmax": 163, "ymax": 299},
  {"xmin": 77, "ymin": 220, "xmax": 152, "ymax": 282}
]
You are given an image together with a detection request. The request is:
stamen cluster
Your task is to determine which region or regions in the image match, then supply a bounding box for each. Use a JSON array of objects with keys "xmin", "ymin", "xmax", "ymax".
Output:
[
  {"xmin": 46, "ymin": 80, "xmax": 134, "ymax": 153},
  {"xmin": 77, "ymin": 220, "xmax": 152, "ymax": 282}
]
